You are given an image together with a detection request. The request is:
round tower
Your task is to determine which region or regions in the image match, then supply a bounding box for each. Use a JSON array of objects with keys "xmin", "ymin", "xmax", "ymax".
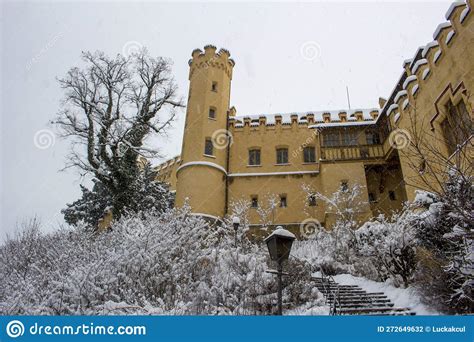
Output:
[{"xmin": 175, "ymin": 45, "xmax": 235, "ymax": 219}]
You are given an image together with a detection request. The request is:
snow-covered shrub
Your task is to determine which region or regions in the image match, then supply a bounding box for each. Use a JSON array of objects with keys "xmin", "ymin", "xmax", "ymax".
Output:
[
  {"xmin": 292, "ymin": 226, "xmax": 354, "ymax": 276},
  {"xmin": 355, "ymin": 210, "xmax": 417, "ymax": 288},
  {"xmin": 0, "ymin": 207, "xmax": 320, "ymax": 315},
  {"xmin": 413, "ymin": 169, "xmax": 473, "ymax": 314},
  {"xmin": 296, "ymin": 183, "xmax": 366, "ymax": 272}
]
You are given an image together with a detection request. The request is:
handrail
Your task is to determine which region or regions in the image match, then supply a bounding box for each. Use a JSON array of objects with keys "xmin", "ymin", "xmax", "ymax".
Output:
[{"xmin": 318, "ymin": 266, "xmax": 341, "ymax": 315}]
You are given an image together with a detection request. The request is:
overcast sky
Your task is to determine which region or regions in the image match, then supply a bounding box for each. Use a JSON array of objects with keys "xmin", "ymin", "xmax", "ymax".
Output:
[{"xmin": 1, "ymin": 0, "xmax": 451, "ymax": 239}]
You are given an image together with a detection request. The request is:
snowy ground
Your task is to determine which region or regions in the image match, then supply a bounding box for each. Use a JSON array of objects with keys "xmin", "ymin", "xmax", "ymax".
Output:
[{"xmin": 332, "ymin": 274, "xmax": 439, "ymax": 315}]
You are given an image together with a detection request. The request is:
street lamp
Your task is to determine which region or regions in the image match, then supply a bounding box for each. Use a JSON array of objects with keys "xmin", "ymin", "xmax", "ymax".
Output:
[
  {"xmin": 264, "ymin": 226, "xmax": 296, "ymax": 315},
  {"xmin": 232, "ymin": 216, "xmax": 240, "ymax": 246}
]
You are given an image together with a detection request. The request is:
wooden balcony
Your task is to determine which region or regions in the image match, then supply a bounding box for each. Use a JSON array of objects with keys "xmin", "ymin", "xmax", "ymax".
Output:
[{"xmin": 320, "ymin": 144, "xmax": 385, "ymax": 161}]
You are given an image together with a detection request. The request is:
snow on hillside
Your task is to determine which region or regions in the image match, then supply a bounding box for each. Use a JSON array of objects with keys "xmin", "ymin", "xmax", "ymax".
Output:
[{"xmin": 0, "ymin": 208, "xmax": 322, "ymax": 316}]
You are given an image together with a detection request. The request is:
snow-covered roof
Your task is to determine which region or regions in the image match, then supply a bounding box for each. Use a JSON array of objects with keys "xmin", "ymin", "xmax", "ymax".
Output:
[{"xmin": 232, "ymin": 108, "xmax": 378, "ymax": 126}]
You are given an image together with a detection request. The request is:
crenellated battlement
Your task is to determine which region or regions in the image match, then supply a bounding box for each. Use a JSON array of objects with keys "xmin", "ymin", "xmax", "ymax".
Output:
[
  {"xmin": 188, "ymin": 44, "xmax": 235, "ymax": 80},
  {"xmin": 228, "ymin": 109, "xmax": 378, "ymax": 131},
  {"xmin": 381, "ymin": 0, "xmax": 472, "ymax": 124}
]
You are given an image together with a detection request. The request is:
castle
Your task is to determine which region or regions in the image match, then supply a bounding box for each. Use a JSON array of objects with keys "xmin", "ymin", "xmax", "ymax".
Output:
[{"xmin": 155, "ymin": 1, "xmax": 473, "ymax": 232}]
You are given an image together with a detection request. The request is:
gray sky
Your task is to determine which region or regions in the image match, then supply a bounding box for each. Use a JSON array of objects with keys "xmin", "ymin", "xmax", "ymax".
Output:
[{"xmin": 1, "ymin": 1, "xmax": 451, "ymax": 238}]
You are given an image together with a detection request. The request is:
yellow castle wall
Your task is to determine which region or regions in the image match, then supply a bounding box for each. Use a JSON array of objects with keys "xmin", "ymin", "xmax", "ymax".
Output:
[
  {"xmin": 385, "ymin": 2, "xmax": 474, "ymax": 201},
  {"xmin": 153, "ymin": 1, "xmax": 473, "ymax": 230}
]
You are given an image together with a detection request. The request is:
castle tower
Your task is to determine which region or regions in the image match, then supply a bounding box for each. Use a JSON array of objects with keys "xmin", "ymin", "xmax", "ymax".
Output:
[{"xmin": 175, "ymin": 45, "xmax": 235, "ymax": 219}]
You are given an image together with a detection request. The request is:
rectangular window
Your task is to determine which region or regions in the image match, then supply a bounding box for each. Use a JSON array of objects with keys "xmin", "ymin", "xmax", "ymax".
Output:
[
  {"xmin": 276, "ymin": 148, "xmax": 288, "ymax": 164},
  {"xmin": 204, "ymin": 138, "xmax": 214, "ymax": 156},
  {"xmin": 323, "ymin": 132, "xmax": 340, "ymax": 147},
  {"xmin": 251, "ymin": 196, "xmax": 258, "ymax": 208},
  {"xmin": 366, "ymin": 131, "xmax": 381, "ymax": 145},
  {"xmin": 389, "ymin": 191, "xmax": 396, "ymax": 201},
  {"xmin": 249, "ymin": 149, "xmax": 261, "ymax": 166},
  {"xmin": 211, "ymin": 82, "xmax": 218, "ymax": 92},
  {"xmin": 303, "ymin": 147, "xmax": 316, "ymax": 163},
  {"xmin": 342, "ymin": 131, "xmax": 358, "ymax": 146},
  {"xmin": 308, "ymin": 195, "xmax": 317, "ymax": 207},
  {"xmin": 280, "ymin": 195, "xmax": 287, "ymax": 208},
  {"xmin": 209, "ymin": 108, "xmax": 216, "ymax": 119}
]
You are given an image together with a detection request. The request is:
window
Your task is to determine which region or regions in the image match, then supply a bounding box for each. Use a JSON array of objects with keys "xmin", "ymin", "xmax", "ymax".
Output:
[
  {"xmin": 303, "ymin": 146, "xmax": 316, "ymax": 163},
  {"xmin": 366, "ymin": 131, "xmax": 381, "ymax": 145},
  {"xmin": 209, "ymin": 107, "xmax": 216, "ymax": 119},
  {"xmin": 204, "ymin": 138, "xmax": 213, "ymax": 156},
  {"xmin": 249, "ymin": 149, "xmax": 261, "ymax": 166},
  {"xmin": 340, "ymin": 180, "xmax": 349, "ymax": 192},
  {"xmin": 211, "ymin": 82, "xmax": 218, "ymax": 92},
  {"xmin": 442, "ymin": 99, "xmax": 473, "ymax": 154},
  {"xmin": 251, "ymin": 196, "xmax": 258, "ymax": 208},
  {"xmin": 323, "ymin": 132, "xmax": 340, "ymax": 147},
  {"xmin": 342, "ymin": 131, "xmax": 358, "ymax": 146},
  {"xmin": 276, "ymin": 148, "xmax": 288, "ymax": 164},
  {"xmin": 368, "ymin": 192, "xmax": 376, "ymax": 203},
  {"xmin": 308, "ymin": 195, "xmax": 317, "ymax": 207},
  {"xmin": 280, "ymin": 195, "xmax": 287, "ymax": 208},
  {"xmin": 389, "ymin": 191, "xmax": 396, "ymax": 201}
]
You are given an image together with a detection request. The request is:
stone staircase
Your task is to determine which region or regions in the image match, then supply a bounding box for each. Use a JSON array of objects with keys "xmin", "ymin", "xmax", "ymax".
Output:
[{"xmin": 312, "ymin": 277, "xmax": 415, "ymax": 316}]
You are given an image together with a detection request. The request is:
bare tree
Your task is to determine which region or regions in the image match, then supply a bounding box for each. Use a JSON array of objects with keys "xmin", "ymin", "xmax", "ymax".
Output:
[
  {"xmin": 55, "ymin": 49, "xmax": 183, "ymax": 217},
  {"xmin": 396, "ymin": 92, "xmax": 473, "ymax": 223}
]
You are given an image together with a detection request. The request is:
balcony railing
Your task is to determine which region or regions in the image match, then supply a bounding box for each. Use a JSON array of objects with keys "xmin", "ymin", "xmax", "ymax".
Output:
[{"xmin": 320, "ymin": 144, "xmax": 385, "ymax": 161}]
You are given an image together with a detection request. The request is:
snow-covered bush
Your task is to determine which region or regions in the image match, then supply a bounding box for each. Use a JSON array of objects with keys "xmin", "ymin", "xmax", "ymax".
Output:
[
  {"xmin": 296, "ymin": 183, "xmax": 366, "ymax": 272},
  {"xmin": 413, "ymin": 169, "xmax": 473, "ymax": 314},
  {"xmin": 0, "ymin": 207, "xmax": 320, "ymax": 315},
  {"xmin": 355, "ymin": 210, "xmax": 417, "ymax": 288}
]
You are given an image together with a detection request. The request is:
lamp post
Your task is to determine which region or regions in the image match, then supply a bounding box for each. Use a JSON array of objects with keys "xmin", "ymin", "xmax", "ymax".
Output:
[
  {"xmin": 264, "ymin": 226, "xmax": 296, "ymax": 315},
  {"xmin": 232, "ymin": 216, "xmax": 240, "ymax": 247}
]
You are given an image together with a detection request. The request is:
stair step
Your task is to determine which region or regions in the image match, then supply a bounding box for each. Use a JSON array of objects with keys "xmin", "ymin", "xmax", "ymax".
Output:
[
  {"xmin": 327, "ymin": 294, "xmax": 388, "ymax": 299},
  {"xmin": 320, "ymin": 288, "xmax": 367, "ymax": 293},
  {"xmin": 315, "ymin": 286, "xmax": 360, "ymax": 290},
  {"xmin": 338, "ymin": 307, "xmax": 412, "ymax": 315},
  {"xmin": 333, "ymin": 299, "xmax": 392, "ymax": 304},
  {"xmin": 313, "ymin": 282, "xmax": 356, "ymax": 286},
  {"xmin": 333, "ymin": 303, "xmax": 394, "ymax": 308}
]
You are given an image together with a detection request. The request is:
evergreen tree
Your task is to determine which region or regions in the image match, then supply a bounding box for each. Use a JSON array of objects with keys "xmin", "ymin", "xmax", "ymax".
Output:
[
  {"xmin": 62, "ymin": 180, "xmax": 111, "ymax": 227},
  {"xmin": 62, "ymin": 164, "xmax": 174, "ymax": 227}
]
